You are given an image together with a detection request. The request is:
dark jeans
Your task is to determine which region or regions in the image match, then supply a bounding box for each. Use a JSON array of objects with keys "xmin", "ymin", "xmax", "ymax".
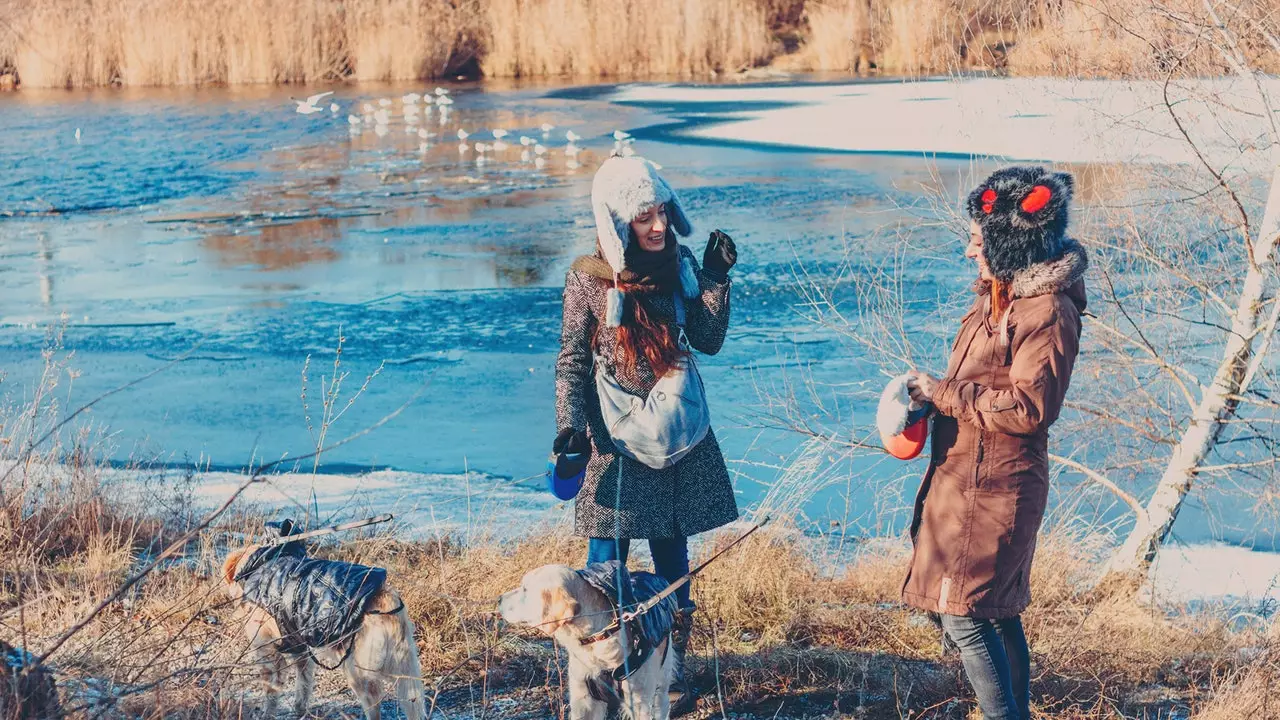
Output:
[
  {"xmin": 587, "ymin": 537, "xmax": 692, "ymax": 610},
  {"xmin": 940, "ymin": 614, "xmax": 1030, "ymax": 720}
]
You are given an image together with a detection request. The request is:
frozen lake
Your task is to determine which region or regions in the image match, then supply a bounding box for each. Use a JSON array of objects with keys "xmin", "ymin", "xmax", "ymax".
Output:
[{"xmin": 3, "ymin": 77, "xmax": 1278, "ymax": 605}]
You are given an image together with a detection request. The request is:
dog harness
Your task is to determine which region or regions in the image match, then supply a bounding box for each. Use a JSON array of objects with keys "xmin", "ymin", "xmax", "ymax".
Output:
[{"xmin": 575, "ymin": 561, "xmax": 677, "ymax": 689}]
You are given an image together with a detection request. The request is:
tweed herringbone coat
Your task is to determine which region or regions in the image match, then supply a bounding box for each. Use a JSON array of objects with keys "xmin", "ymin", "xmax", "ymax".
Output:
[{"xmin": 555, "ymin": 244, "xmax": 738, "ymax": 539}]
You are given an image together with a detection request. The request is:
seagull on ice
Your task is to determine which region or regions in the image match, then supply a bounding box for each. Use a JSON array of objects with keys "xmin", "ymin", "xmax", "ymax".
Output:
[
  {"xmin": 436, "ymin": 95, "xmax": 454, "ymax": 107},
  {"xmin": 434, "ymin": 87, "xmax": 450, "ymax": 96},
  {"xmin": 541, "ymin": 123, "xmax": 555, "ymax": 135},
  {"xmin": 565, "ymin": 130, "xmax": 581, "ymax": 143},
  {"xmin": 534, "ymin": 143, "xmax": 547, "ymax": 156},
  {"xmin": 457, "ymin": 129, "xmax": 470, "ymax": 141},
  {"xmin": 612, "ymin": 130, "xmax": 631, "ymax": 142},
  {"xmin": 329, "ymin": 102, "xmax": 340, "ymax": 113},
  {"xmin": 378, "ymin": 98, "xmax": 392, "ymax": 107},
  {"xmin": 362, "ymin": 102, "xmax": 375, "ymax": 114},
  {"xmin": 402, "ymin": 92, "xmax": 421, "ymax": 104},
  {"xmin": 519, "ymin": 136, "xmax": 534, "ymax": 146},
  {"xmin": 492, "ymin": 129, "xmax": 509, "ymax": 140},
  {"xmin": 292, "ymin": 91, "xmax": 333, "ymax": 115},
  {"xmin": 347, "ymin": 115, "xmax": 361, "ymax": 126},
  {"xmin": 374, "ymin": 108, "xmax": 391, "ymax": 126}
]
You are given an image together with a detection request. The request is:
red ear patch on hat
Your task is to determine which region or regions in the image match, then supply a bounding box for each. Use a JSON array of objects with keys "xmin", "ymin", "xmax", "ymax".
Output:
[
  {"xmin": 981, "ymin": 188, "xmax": 996, "ymax": 215},
  {"xmin": 1021, "ymin": 185, "xmax": 1052, "ymax": 213}
]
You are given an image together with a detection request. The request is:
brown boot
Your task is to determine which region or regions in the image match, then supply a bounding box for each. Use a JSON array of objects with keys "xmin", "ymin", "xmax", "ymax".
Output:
[{"xmin": 669, "ymin": 607, "xmax": 697, "ymax": 716}]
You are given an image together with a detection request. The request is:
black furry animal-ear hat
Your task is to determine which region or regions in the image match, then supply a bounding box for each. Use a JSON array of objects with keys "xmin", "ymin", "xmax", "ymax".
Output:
[{"xmin": 965, "ymin": 166, "xmax": 1074, "ymax": 282}]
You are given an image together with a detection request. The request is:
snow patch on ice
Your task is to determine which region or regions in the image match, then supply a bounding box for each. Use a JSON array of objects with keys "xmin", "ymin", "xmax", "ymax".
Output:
[
  {"xmin": 613, "ymin": 78, "xmax": 1279, "ymax": 170},
  {"xmin": 1145, "ymin": 541, "xmax": 1280, "ymax": 611}
]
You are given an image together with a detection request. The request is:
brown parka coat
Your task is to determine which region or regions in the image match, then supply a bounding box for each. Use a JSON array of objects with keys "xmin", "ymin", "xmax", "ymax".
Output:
[{"xmin": 902, "ymin": 239, "xmax": 1088, "ymax": 619}]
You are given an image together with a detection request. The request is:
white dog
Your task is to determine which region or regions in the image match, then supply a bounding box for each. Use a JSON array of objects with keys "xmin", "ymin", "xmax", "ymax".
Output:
[
  {"xmin": 222, "ymin": 544, "xmax": 426, "ymax": 720},
  {"xmin": 499, "ymin": 562, "xmax": 678, "ymax": 720}
]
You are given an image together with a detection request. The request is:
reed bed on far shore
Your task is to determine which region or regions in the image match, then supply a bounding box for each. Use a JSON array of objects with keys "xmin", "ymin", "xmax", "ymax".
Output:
[{"xmin": 2, "ymin": 0, "xmax": 1277, "ymax": 88}]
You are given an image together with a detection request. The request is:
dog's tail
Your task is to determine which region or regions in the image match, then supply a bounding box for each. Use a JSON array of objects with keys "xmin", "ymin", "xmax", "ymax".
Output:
[{"xmin": 376, "ymin": 588, "xmax": 427, "ymax": 720}]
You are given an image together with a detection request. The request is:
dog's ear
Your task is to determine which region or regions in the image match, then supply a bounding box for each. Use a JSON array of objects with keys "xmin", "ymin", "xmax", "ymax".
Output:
[
  {"xmin": 222, "ymin": 548, "xmax": 250, "ymax": 585},
  {"xmin": 539, "ymin": 587, "xmax": 581, "ymax": 636}
]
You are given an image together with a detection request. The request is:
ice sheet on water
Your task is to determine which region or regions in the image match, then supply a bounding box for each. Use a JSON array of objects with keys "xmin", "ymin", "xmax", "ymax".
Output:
[{"xmin": 611, "ymin": 77, "xmax": 1280, "ymax": 170}]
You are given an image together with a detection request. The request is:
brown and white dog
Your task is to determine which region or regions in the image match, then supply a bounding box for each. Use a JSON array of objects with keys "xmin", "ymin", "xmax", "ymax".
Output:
[
  {"xmin": 221, "ymin": 546, "xmax": 426, "ymax": 720},
  {"xmin": 499, "ymin": 564, "xmax": 676, "ymax": 720}
]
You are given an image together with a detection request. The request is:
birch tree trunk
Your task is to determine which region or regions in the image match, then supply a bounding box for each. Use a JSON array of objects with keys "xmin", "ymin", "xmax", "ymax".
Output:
[{"xmin": 1102, "ymin": 164, "xmax": 1280, "ymax": 581}]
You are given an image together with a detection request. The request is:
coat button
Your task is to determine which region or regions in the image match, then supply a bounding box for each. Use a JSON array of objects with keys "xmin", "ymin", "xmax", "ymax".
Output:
[{"xmin": 655, "ymin": 391, "xmax": 666, "ymax": 401}]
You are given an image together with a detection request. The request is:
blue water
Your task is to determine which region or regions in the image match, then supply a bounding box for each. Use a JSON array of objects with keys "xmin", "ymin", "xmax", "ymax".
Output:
[{"xmin": 0, "ymin": 80, "xmax": 1269, "ymax": 550}]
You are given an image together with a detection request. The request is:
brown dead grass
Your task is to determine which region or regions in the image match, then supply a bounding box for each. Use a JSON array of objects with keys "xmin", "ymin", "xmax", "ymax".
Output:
[
  {"xmin": 3, "ymin": 0, "xmax": 1278, "ymax": 87},
  {"xmin": 481, "ymin": 0, "xmax": 774, "ymax": 78}
]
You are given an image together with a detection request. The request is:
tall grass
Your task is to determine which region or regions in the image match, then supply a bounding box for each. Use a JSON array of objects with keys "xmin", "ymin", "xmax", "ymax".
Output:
[
  {"xmin": 4, "ymin": 0, "xmax": 483, "ymax": 88},
  {"xmin": 482, "ymin": 0, "xmax": 773, "ymax": 78},
  {"xmin": 4, "ymin": 0, "xmax": 1278, "ymax": 87}
]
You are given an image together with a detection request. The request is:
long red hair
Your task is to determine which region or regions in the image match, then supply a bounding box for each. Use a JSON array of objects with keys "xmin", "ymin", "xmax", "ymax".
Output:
[
  {"xmin": 598, "ymin": 285, "xmax": 685, "ymax": 379},
  {"xmin": 990, "ymin": 279, "xmax": 1012, "ymax": 323}
]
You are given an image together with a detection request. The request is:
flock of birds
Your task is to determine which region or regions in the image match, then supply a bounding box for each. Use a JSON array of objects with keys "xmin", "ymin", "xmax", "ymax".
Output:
[{"xmin": 291, "ymin": 89, "xmax": 640, "ymax": 170}]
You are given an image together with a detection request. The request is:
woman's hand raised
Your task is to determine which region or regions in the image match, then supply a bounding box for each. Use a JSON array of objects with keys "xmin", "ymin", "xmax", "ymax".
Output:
[{"xmin": 703, "ymin": 230, "xmax": 737, "ymax": 278}]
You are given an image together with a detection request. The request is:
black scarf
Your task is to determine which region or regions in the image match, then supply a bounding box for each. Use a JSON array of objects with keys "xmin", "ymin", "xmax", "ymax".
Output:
[{"xmin": 571, "ymin": 233, "xmax": 680, "ymax": 294}]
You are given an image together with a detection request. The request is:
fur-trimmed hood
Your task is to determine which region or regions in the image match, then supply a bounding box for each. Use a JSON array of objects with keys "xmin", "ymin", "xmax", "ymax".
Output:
[{"xmin": 1009, "ymin": 237, "xmax": 1088, "ymax": 303}]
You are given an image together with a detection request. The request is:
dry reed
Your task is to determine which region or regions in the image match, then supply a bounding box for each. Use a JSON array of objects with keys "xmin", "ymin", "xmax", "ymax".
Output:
[
  {"xmin": 480, "ymin": 0, "xmax": 774, "ymax": 78},
  {"xmin": 5, "ymin": 0, "xmax": 1279, "ymax": 87}
]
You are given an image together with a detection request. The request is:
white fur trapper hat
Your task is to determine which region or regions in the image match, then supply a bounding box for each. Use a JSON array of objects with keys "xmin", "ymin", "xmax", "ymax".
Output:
[{"xmin": 591, "ymin": 156, "xmax": 700, "ymax": 325}]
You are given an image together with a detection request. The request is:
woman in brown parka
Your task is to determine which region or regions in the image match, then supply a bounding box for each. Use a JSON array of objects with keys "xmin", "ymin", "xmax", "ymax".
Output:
[{"xmin": 904, "ymin": 166, "xmax": 1087, "ymax": 720}]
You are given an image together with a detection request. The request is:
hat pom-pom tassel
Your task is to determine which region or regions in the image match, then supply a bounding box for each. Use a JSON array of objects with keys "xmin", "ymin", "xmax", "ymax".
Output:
[
  {"xmin": 679, "ymin": 256, "xmax": 700, "ymax": 299},
  {"xmin": 605, "ymin": 287, "xmax": 625, "ymax": 327}
]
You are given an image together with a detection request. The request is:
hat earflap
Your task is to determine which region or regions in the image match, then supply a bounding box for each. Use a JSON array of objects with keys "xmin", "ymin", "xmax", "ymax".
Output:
[
  {"xmin": 656, "ymin": 175, "xmax": 692, "ymax": 237},
  {"xmin": 592, "ymin": 196, "xmax": 629, "ymax": 275}
]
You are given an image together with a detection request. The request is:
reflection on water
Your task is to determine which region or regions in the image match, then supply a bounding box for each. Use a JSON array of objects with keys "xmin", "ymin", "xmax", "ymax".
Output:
[
  {"xmin": 205, "ymin": 217, "xmax": 343, "ymax": 270},
  {"xmin": 0, "ymin": 81, "xmax": 659, "ymax": 311}
]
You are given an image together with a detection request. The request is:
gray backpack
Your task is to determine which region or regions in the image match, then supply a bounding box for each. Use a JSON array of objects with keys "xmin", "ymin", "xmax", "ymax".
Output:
[{"xmin": 594, "ymin": 293, "xmax": 711, "ymax": 469}]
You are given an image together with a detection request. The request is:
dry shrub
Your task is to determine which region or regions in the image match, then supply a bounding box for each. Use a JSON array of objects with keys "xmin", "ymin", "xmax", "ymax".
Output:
[
  {"xmin": 1008, "ymin": 0, "xmax": 1280, "ymax": 77},
  {"xmin": 787, "ymin": 0, "xmax": 875, "ymax": 73},
  {"xmin": 5, "ymin": 0, "xmax": 482, "ymax": 87},
  {"xmin": 783, "ymin": 0, "xmax": 1036, "ymax": 75},
  {"xmin": 1192, "ymin": 646, "xmax": 1280, "ymax": 720},
  {"xmin": 481, "ymin": 0, "xmax": 774, "ymax": 78},
  {"xmin": 348, "ymin": 0, "xmax": 480, "ymax": 82}
]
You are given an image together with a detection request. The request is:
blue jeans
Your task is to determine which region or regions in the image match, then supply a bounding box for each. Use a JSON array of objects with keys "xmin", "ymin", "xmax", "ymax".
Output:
[
  {"xmin": 940, "ymin": 614, "xmax": 1030, "ymax": 720},
  {"xmin": 587, "ymin": 537, "xmax": 693, "ymax": 610}
]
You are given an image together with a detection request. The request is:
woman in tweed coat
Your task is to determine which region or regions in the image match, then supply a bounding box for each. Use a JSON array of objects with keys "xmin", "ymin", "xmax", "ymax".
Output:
[{"xmin": 554, "ymin": 155, "xmax": 738, "ymax": 715}]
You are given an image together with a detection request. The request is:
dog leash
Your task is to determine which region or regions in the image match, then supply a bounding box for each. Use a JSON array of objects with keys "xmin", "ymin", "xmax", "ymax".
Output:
[
  {"xmin": 580, "ymin": 516, "xmax": 770, "ymax": 644},
  {"xmin": 259, "ymin": 513, "xmax": 394, "ymax": 546}
]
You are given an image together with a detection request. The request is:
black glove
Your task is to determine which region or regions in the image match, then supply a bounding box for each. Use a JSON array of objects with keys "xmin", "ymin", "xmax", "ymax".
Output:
[
  {"xmin": 553, "ymin": 427, "xmax": 590, "ymax": 455},
  {"xmin": 703, "ymin": 229, "xmax": 737, "ymax": 279}
]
